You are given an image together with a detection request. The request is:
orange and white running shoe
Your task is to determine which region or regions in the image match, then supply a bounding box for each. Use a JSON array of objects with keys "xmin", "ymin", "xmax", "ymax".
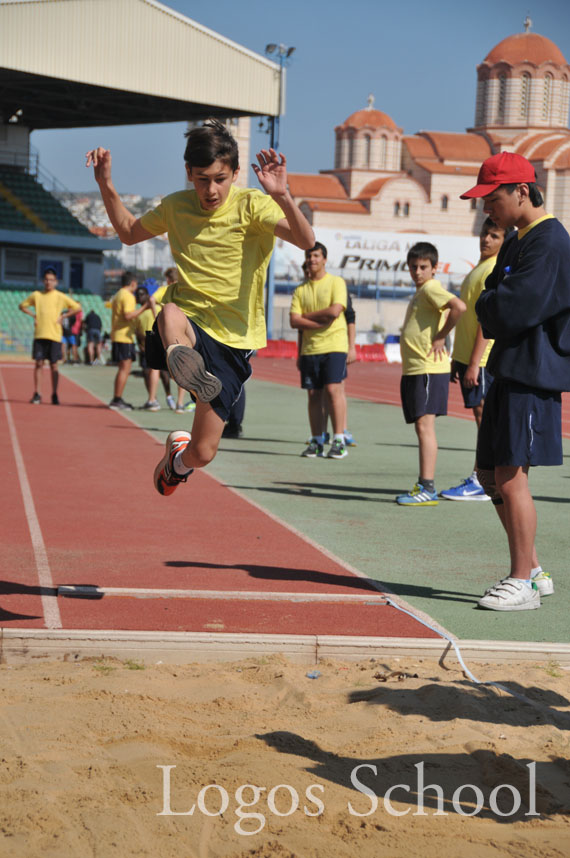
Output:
[{"xmin": 153, "ymin": 431, "xmax": 192, "ymax": 496}]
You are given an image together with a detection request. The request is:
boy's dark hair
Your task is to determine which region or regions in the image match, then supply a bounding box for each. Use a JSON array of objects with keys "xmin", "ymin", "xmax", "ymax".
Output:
[
  {"xmin": 163, "ymin": 266, "xmax": 177, "ymax": 282},
  {"xmin": 305, "ymin": 241, "xmax": 328, "ymax": 259},
  {"xmin": 481, "ymin": 216, "xmax": 515, "ymax": 238},
  {"xmin": 43, "ymin": 267, "xmax": 57, "ymax": 277},
  {"xmin": 184, "ymin": 118, "xmax": 239, "ymax": 171},
  {"xmin": 121, "ymin": 270, "xmax": 136, "ymax": 287},
  {"xmin": 407, "ymin": 242, "xmax": 438, "ymax": 267},
  {"xmin": 502, "ymin": 182, "xmax": 544, "ymax": 207}
]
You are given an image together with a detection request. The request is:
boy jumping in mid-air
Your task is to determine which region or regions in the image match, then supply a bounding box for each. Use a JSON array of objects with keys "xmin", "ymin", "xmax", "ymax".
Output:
[
  {"xmin": 87, "ymin": 120, "xmax": 314, "ymax": 495},
  {"xmin": 396, "ymin": 242, "xmax": 466, "ymax": 506}
]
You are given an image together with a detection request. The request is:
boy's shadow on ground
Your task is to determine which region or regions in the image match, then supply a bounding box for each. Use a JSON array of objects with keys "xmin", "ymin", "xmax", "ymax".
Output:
[
  {"xmin": 163, "ymin": 561, "xmax": 479, "ymax": 603},
  {"xmin": 255, "ymin": 730, "xmax": 566, "ymax": 818}
]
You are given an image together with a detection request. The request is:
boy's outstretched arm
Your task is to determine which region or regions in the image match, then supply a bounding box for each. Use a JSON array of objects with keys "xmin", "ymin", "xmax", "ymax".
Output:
[
  {"xmin": 253, "ymin": 149, "xmax": 314, "ymax": 250},
  {"xmin": 85, "ymin": 147, "xmax": 154, "ymax": 246}
]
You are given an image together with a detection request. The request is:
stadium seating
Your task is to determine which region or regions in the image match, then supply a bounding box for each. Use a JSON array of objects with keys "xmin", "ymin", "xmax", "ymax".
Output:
[{"xmin": 0, "ymin": 166, "xmax": 91, "ymax": 236}]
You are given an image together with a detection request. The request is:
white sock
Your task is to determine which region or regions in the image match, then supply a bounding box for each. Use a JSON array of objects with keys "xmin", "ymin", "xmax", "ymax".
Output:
[
  {"xmin": 173, "ymin": 451, "xmax": 192, "ymax": 476},
  {"xmin": 530, "ymin": 566, "xmax": 542, "ymax": 578},
  {"xmin": 333, "ymin": 433, "xmax": 344, "ymax": 442}
]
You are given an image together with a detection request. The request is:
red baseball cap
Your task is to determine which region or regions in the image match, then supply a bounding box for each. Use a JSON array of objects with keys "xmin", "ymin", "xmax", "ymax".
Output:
[{"xmin": 460, "ymin": 152, "xmax": 536, "ymax": 199}]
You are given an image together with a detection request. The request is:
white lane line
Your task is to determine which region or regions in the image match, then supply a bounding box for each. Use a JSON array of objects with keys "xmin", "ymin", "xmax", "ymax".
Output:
[
  {"xmin": 58, "ymin": 585, "xmax": 388, "ymax": 603},
  {"xmin": 0, "ymin": 370, "xmax": 62, "ymax": 629}
]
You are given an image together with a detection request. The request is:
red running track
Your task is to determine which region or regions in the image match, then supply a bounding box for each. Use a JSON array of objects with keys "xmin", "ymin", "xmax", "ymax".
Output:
[
  {"xmin": 251, "ymin": 357, "xmax": 570, "ymax": 437},
  {"xmin": 0, "ymin": 364, "xmax": 437, "ymax": 639}
]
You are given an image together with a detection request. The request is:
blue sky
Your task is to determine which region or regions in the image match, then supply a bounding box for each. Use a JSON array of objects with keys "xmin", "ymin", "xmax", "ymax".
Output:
[{"xmin": 32, "ymin": 0, "xmax": 570, "ymax": 195}]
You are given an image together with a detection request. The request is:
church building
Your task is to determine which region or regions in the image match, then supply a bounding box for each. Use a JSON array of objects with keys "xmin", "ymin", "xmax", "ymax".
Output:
[{"xmin": 287, "ymin": 23, "xmax": 570, "ymax": 236}]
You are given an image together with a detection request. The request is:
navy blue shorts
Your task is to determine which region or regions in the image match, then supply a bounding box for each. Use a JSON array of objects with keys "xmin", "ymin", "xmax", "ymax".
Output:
[
  {"xmin": 454, "ymin": 361, "xmax": 494, "ymax": 408},
  {"xmin": 400, "ymin": 373, "xmax": 450, "ymax": 424},
  {"xmin": 299, "ymin": 352, "xmax": 347, "ymax": 389},
  {"xmin": 62, "ymin": 334, "xmax": 75, "ymax": 346},
  {"xmin": 87, "ymin": 329, "xmax": 102, "ymax": 344},
  {"xmin": 112, "ymin": 342, "xmax": 136, "ymax": 362},
  {"xmin": 145, "ymin": 315, "xmax": 252, "ymax": 422},
  {"xmin": 32, "ymin": 338, "xmax": 62, "ymax": 364},
  {"xmin": 477, "ymin": 380, "xmax": 562, "ymax": 468}
]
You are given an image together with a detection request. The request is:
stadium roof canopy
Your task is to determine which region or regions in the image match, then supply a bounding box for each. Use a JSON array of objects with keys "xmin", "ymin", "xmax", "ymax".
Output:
[{"xmin": 0, "ymin": 0, "xmax": 281, "ymax": 130}]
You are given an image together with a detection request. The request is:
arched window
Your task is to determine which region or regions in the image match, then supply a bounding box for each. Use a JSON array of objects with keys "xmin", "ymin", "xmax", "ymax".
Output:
[
  {"xmin": 379, "ymin": 136, "xmax": 387, "ymax": 168},
  {"xmin": 347, "ymin": 134, "xmax": 354, "ymax": 166},
  {"xmin": 543, "ymin": 74, "xmax": 553, "ymax": 120},
  {"xmin": 403, "ymin": 202, "xmax": 410, "ymax": 217},
  {"xmin": 497, "ymin": 73, "xmax": 507, "ymax": 123},
  {"xmin": 561, "ymin": 75, "xmax": 570, "ymax": 124},
  {"xmin": 394, "ymin": 201, "xmax": 400, "ymax": 217},
  {"xmin": 441, "ymin": 195, "xmax": 449, "ymax": 211},
  {"xmin": 520, "ymin": 72, "xmax": 531, "ymax": 119},
  {"xmin": 364, "ymin": 134, "xmax": 372, "ymax": 167}
]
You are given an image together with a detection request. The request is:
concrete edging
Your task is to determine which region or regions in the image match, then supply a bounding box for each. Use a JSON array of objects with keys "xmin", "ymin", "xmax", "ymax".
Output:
[{"xmin": 1, "ymin": 629, "xmax": 569, "ymax": 666}]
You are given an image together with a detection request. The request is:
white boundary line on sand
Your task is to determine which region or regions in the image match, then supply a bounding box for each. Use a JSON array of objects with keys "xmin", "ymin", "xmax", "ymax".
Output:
[{"xmin": 0, "ymin": 369, "xmax": 62, "ymax": 629}]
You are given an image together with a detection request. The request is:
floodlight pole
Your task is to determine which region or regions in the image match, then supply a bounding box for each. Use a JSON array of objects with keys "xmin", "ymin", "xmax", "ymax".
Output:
[{"xmin": 263, "ymin": 43, "xmax": 295, "ymax": 340}]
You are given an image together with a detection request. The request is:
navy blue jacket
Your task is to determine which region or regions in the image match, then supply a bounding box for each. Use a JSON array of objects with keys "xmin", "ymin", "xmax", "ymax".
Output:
[{"xmin": 476, "ymin": 217, "xmax": 570, "ymax": 392}]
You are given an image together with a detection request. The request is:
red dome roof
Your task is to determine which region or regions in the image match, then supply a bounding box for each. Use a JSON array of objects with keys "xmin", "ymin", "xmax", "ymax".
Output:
[
  {"xmin": 483, "ymin": 32, "xmax": 567, "ymax": 66},
  {"xmin": 339, "ymin": 108, "xmax": 398, "ymax": 131}
]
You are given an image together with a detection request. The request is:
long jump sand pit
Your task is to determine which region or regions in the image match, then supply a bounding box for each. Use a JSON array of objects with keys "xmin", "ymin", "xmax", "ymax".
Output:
[{"xmin": 0, "ymin": 655, "xmax": 568, "ymax": 857}]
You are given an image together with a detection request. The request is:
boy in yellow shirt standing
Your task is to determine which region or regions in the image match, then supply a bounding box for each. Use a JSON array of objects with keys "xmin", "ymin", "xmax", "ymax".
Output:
[
  {"xmin": 87, "ymin": 119, "xmax": 314, "ymax": 495},
  {"xmin": 396, "ymin": 243, "xmax": 466, "ymax": 506},
  {"xmin": 290, "ymin": 242, "xmax": 349, "ymax": 459},
  {"xmin": 441, "ymin": 218, "xmax": 509, "ymax": 501},
  {"xmin": 19, "ymin": 267, "xmax": 81, "ymax": 405}
]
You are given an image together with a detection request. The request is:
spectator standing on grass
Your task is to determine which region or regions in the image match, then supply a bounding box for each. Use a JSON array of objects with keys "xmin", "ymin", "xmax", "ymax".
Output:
[
  {"xmin": 70, "ymin": 305, "xmax": 83, "ymax": 363},
  {"xmin": 152, "ymin": 267, "xmax": 194, "ymax": 414},
  {"xmin": 441, "ymin": 217, "xmax": 510, "ymax": 501},
  {"xmin": 459, "ymin": 152, "xmax": 570, "ymax": 611},
  {"xmin": 290, "ymin": 243, "xmax": 349, "ymax": 460},
  {"xmin": 297, "ymin": 259, "xmax": 358, "ymax": 448},
  {"xmin": 84, "ymin": 309, "xmax": 103, "ymax": 364},
  {"xmin": 19, "ymin": 267, "xmax": 81, "ymax": 406},
  {"xmin": 396, "ymin": 242, "xmax": 466, "ymax": 506},
  {"xmin": 108, "ymin": 270, "xmax": 153, "ymax": 411}
]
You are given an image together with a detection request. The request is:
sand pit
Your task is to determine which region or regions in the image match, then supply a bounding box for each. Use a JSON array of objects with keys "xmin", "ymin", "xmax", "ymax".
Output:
[{"xmin": 0, "ymin": 654, "xmax": 569, "ymax": 857}]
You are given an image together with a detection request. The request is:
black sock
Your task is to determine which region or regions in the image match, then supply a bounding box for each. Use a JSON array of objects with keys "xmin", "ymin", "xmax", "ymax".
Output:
[{"xmin": 419, "ymin": 477, "xmax": 435, "ymax": 492}]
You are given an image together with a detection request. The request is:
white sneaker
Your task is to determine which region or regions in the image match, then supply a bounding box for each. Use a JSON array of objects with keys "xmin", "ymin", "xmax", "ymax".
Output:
[
  {"xmin": 166, "ymin": 395, "xmax": 176, "ymax": 410},
  {"xmin": 532, "ymin": 570, "xmax": 554, "ymax": 597},
  {"xmin": 478, "ymin": 577, "xmax": 540, "ymax": 611}
]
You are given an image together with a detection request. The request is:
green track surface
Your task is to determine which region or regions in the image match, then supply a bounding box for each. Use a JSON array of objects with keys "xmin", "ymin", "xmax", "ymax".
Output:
[{"xmin": 62, "ymin": 362, "xmax": 570, "ymax": 644}]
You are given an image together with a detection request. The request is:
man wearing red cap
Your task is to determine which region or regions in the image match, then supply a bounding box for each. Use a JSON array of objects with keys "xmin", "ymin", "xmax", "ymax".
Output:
[{"xmin": 460, "ymin": 152, "xmax": 570, "ymax": 611}]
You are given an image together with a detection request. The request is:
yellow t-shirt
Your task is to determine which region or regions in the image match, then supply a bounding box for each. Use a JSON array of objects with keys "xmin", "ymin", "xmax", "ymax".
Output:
[
  {"xmin": 153, "ymin": 284, "xmax": 168, "ymax": 305},
  {"xmin": 20, "ymin": 290, "xmax": 81, "ymax": 342},
  {"xmin": 111, "ymin": 287, "xmax": 136, "ymax": 343},
  {"xmin": 290, "ymin": 274, "xmax": 348, "ymax": 355},
  {"xmin": 517, "ymin": 213, "xmax": 554, "ymax": 240},
  {"xmin": 136, "ymin": 307, "xmax": 156, "ymax": 337},
  {"xmin": 400, "ymin": 279, "xmax": 452, "ymax": 375},
  {"xmin": 452, "ymin": 255, "xmax": 497, "ymax": 367},
  {"xmin": 140, "ymin": 186, "xmax": 283, "ymax": 349}
]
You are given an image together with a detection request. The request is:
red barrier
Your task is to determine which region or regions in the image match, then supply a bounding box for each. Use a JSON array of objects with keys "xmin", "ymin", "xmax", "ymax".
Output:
[{"xmin": 256, "ymin": 340, "xmax": 387, "ymax": 362}]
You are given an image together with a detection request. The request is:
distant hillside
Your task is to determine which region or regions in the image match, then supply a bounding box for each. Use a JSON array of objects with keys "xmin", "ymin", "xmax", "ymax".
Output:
[{"xmin": 54, "ymin": 191, "xmax": 164, "ymax": 235}]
